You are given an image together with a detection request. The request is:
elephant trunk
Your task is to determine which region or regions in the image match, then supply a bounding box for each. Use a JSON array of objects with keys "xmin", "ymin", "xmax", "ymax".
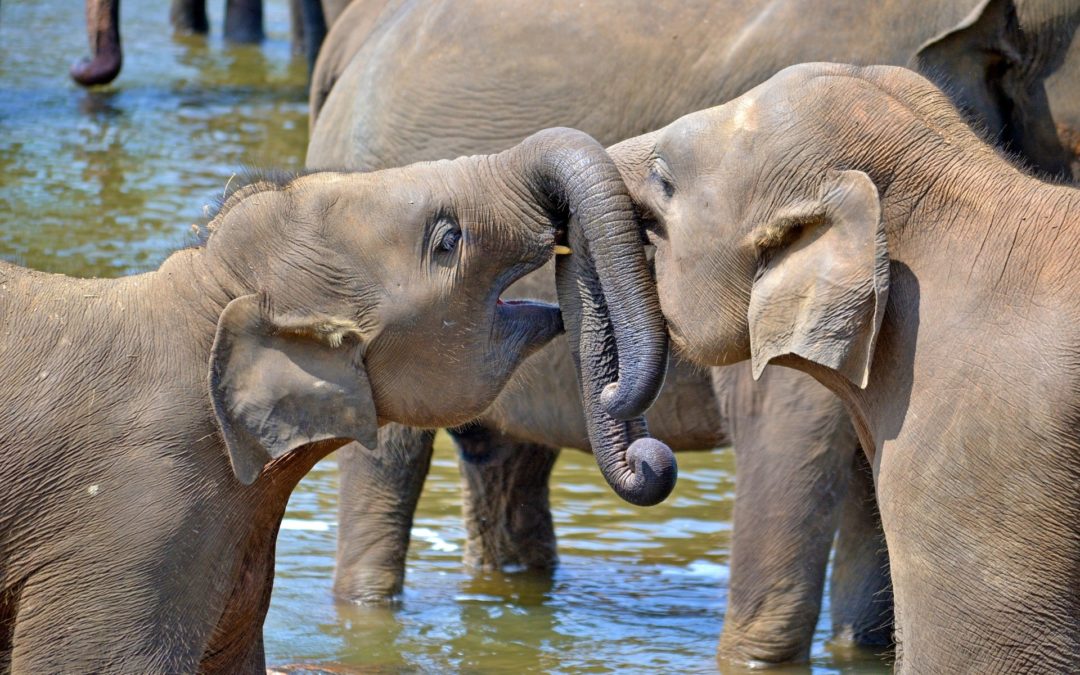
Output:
[
  {"xmin": 515, "ymin": 128, "xmax": 676, "ymax": 506},
  {"xmin": 71, "ymin": 0, "xmax": 122, "ymax": 87}
]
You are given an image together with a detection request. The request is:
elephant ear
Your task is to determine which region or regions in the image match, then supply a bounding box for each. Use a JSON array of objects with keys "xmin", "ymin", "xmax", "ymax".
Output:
[
  {"xmin": 748, "ymin": 170, "xmax": 889, "ymax": 389},
  {"xmin": 209, "ymin": 294, "xmax": 379, "ymax": 486},
  {"xmin": 911, "ymin": 0, "xmax": 1018, "ymax": 136}
]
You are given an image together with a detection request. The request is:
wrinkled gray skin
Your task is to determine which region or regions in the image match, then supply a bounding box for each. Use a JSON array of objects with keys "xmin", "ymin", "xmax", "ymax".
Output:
[
  {"xmin": 608, "ymin": 61, "xmax": 1080, "ymax": 672},
  {"xmin": 308, "ymin": 0, "xmax": 1080, "ymax": 664},
  {"xmin": 0, "ymin": 128, "xmax": 665, "ymax": 672},
  {"xmin": 70, "ymin": 0, "xmax": 335, "ymax": 87}
]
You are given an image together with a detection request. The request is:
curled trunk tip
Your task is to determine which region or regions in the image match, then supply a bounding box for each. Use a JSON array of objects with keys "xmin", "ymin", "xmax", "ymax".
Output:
[{"xmin": 607, "ymin": 437, "xmax": 678, "ymax": 506}]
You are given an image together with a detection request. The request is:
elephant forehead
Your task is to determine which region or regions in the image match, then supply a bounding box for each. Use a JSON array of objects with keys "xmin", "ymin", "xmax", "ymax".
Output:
[{"xmin": 728, "ymin": 94, "xmax": 760, "ymax": 132}]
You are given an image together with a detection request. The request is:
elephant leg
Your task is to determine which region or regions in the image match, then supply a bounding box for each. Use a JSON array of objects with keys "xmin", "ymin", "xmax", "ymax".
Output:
[
  {"xmin": 70, "ymin": 0, "xmax": 122, "ymax": 87},
  {"xmin": 169, "ymin": 0, "xmax": 209, "ymax": 35},
  {"xmin": 223, "ymin": 0, "xmax": 264, "ymax": 44},
  {"xmin": 829, "ymin": 449, "xmax": 894, "ymax": 648},
  {"xmin": 297, "ymin": 0, "xmax": 328, "ymax": 78},
  {"xmin": 454, "ymin": 426, "xmax": 560, "ymax": 571},
  {"xmin": 714, "ymin": 363, "xmax": 858, "ymax": 665},
  {"xmin": 288, "ymin": 0, "xmax": 305, "ymax": 55},
  {"xmin": 334, "ymin": 425, "xmax": 434, "ymax": 604}
]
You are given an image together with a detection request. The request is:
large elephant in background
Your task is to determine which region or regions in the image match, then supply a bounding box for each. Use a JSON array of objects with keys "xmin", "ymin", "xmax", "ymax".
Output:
[
  {"xmin": 0, "ymin": 128, "xmax": 664, "ymax": 672},
  {"xmin": 307, "ymin": 0, "xmax": 1080, "ymax": 665},
  {"xmin": 605, "ymin": 60, "xmax": 1080, "ymax": 673},
  {"xmin": 70, "ymin": 0, "xmax": 346, "ymax": 87}
]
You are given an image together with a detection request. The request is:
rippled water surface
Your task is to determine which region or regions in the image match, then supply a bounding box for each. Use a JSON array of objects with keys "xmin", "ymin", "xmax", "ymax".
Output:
[{"xmin": 1, "ymin": 2, "xmax": 890, "ymax": 672}]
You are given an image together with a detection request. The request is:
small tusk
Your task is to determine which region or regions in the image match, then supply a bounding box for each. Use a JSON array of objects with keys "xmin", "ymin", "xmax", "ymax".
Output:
[{"xmin": 553, "ymin": 245, "xmax": 573, "ymax": 255}]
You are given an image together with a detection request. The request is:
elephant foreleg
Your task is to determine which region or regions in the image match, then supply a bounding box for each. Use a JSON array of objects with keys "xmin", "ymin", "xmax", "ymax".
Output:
[
  {"xmin": 829, "ymin": 450, "xmax": 894, "ymax": 648},
  {"xmin": 223, "ymin": 0, "xmax": 264, "ymax": 44},
  {"xmin": 169, "ymin": 0, "xmax": 209, "ymax": 35},
  {"xmin": 714, "ymin": 364, "xmax": 857, "ymax": 665},
  {"xmin": 334, "ymin": 426, "xmax": 434, "ymax": 604},
  {"xmin": 454, "ymin": 426, "xmax": 560, "ymax": 571}
]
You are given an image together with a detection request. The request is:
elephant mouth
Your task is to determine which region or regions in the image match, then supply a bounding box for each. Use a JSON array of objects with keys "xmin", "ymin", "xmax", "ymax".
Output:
[{"xmin": 491, "ymin": 298, "xmax": 563, "ymax": 362}]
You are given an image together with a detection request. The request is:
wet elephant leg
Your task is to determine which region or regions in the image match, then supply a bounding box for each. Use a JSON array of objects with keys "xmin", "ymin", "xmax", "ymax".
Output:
[
  {"xmin": 829, "ymin": 449, "xmax": 894, "ymax": 647},
  {"xmin": 223, "ymin": 0, "xmax": 264, "ymax": 43},
  {"xmin": 70, "ymin": 0, "xmax": 122, "ymax": 87},
  {"xmin": 334, "ymin": 425, "xmax": 434, "ymax": 604},
  {"xmin": 714, "ymin": 364, "xmax": 858, "ymax": 665},
  {"xmin": 169, "ymin": 0, "xmax": 208, "ymax": 34},
  {"xmin": 454, "ymin": 426, "xmax": 560, "ymax": 571}
]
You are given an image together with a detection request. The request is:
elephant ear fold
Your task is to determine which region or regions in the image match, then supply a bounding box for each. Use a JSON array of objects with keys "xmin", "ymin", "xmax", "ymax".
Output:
[
  {"xmin": 912, "ymin": 0, "xmax": 1018, "ymax": 134},
  {"xmin": 208, "ymin": 294, "xmax": 379, "ymax": 486},
  {"xmin": 748, "ymin": 170, "xmax": 889, "ymax": 389}
]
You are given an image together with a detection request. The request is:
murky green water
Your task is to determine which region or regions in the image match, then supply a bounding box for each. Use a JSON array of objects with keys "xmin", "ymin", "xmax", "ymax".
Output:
[{"xmin": 0, "ymin": 2, "xmax": 890, "ymax": 672}]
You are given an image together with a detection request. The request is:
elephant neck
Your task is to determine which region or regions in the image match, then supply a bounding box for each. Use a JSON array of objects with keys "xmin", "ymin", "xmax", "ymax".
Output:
[{"xmin": 880, "ymin": 158, "xmax": 1080, "ymax": 295}]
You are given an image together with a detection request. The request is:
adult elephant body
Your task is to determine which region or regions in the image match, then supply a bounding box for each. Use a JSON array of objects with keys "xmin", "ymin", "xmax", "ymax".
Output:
[{"xmin": 308, "ymin": 0, "xmax": 1080, "ymax": 664}]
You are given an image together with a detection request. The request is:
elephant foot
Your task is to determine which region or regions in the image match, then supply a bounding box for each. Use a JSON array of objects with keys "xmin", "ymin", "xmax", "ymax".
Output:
[
  {"xmin": 70, "ymin": 52, "xmax": 121, "ymax": 87},
  {"xmin": 332, "ymin": 567, "xmax": 404, "ymax": 606},
  {"xmin": 717, "ymin": 625, "xmax": 813, "ymax": 667}
]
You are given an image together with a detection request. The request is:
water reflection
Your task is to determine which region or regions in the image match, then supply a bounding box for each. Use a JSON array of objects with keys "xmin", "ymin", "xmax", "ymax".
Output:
[
  {"xmin": 267, "ymin": 443, "xmax": 889, "ymax": 674},
  {"xmin": 0, "ymin": 0, "xmax": 306, "ymax": 277}
]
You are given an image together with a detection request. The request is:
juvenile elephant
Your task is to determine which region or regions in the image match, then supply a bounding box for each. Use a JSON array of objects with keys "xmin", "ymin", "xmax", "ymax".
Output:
[
  {"xmin": 308, "ymin": 0, "xmax": 1080, "ymax": 663},
  {"xmin": 0, "ymin": 128, "xmax": 668, "ymax": 672},
  {"xmin": 308, "ymin": 0, "xmax": 1080, "ymax": 664},
  {"xmin": 605, "ymin": 62, "xmax": 1080, "ymax": 672}
]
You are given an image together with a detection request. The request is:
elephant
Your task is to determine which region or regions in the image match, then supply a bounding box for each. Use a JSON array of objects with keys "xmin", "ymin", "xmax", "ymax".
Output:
[
  {"xmin": 307, "ymin": 0, "xmax": 1080, "ymax": 665},
  {"xmin": 605, "ymin": 61, "xmax": 1080, "ymax": 672},
  {"xmin": 0, "ymin": 128, "xmax": 669, "ymax": 672},
  {"xmin": 70, "ymin": 0, "xmax": 342, "ymax": 87}
]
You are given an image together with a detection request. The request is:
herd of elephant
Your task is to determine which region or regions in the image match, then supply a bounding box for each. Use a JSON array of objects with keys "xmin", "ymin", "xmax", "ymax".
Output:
[{"xmin": 7, "ymin": 0, "xmax": 1076, "ymax": 672}]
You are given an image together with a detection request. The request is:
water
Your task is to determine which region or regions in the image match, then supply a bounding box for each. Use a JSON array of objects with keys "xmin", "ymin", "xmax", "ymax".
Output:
[{"xmin": 0, "ymin": 2, "xmax": 890, "ymax": 672}]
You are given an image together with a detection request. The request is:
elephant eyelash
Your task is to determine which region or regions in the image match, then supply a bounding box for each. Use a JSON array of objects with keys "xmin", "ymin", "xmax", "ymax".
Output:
[
  {"xmin": 428, "ymin": 212, "xmax": 463, "ymax": 262},
  {"xmin": 647, "ymin": 160, "xmax": 676, "ymax": 199}
]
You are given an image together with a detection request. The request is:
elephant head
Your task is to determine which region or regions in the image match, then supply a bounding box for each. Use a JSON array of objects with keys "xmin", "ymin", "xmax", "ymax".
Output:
[
  {"xmin": 913, "ymin": 0, "xmax": 1080, "ymax": 181},
  {"xmin": 605, "ymin": 64, "xmax": 907, "ymax": 402},
  {"xmin": 206, "ymin": 128, "xmax": 672, "ymax": 487}
]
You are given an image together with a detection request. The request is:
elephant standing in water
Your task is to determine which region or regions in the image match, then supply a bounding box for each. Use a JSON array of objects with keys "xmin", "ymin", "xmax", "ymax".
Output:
[
  {"xmin": 70, "ymin": 0, "xmax": 344, "ymax": 86},
  {"xmin": 307, "ymin": 0, "xmax": 1080, "ymax": 664},
  {"xmin": 605, "ymin": 61, "xmax": 1080, "ymax": 672},
  {"xmin": 0, "ymin": 129, "xmax": 669, "ymax": 672}
]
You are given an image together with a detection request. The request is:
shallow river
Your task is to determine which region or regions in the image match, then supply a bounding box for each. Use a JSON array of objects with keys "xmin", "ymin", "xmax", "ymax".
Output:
[{"xmin": 0, "ymin": 2, "xmax": 890, "ymax": 672}]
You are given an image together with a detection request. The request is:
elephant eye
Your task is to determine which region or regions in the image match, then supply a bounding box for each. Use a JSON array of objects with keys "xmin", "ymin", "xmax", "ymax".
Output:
[
  {"xmin": 431, "ymin": 216, "xmax": 462, "ymax": 260},
  {"xmin": 649, "ymin": 160, "xmax": 675, "ymax": 200},
  {"xmin": 438, "ymin": 226, "xmax": 461, "ymax": 252}
]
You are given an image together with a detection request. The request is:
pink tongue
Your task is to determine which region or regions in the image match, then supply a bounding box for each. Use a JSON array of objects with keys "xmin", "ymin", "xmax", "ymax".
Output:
[{"xmin": 497, "ymin": 298, "xmax": 505, "ymax": 306}]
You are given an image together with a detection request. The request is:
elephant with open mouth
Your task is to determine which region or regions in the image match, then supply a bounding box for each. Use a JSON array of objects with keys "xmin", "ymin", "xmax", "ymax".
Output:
[{"xmin": 0, "ymin": 128, "xmax": 672, "ymax": 673}]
